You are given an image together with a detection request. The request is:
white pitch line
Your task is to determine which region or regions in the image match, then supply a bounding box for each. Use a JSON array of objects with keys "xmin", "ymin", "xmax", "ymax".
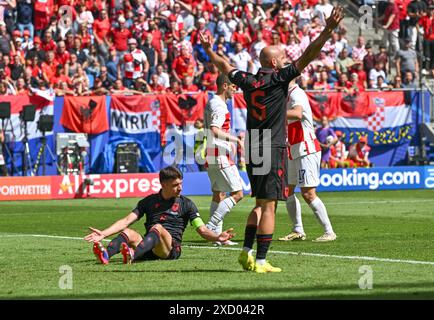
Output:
[
  {"xmin": 1, "ymin": 233, "xmax": 434, "ymax": 267},
  {"xmin": 197, "ymin": 199, "xmax": 434, "ymax": 209}
]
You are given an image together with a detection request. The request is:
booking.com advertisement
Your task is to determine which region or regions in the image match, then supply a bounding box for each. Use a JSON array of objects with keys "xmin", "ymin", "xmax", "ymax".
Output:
[
  {"xmin": 1, "ymin": 166, "xmax": 433, "ymax": 201},
  {"xmin": 182, "ymin": 166, "xmax": 434, "ymax": 195}
]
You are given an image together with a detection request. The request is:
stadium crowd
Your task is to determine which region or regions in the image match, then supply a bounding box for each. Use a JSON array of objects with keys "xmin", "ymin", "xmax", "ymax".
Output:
[{"xmin": 0, "ymin": 0, "xmax": 431, "ymax": 97}]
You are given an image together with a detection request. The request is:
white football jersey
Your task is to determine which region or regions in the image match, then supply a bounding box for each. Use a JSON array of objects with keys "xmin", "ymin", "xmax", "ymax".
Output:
[
  {"xmin": 204, "ymin": 95, "xmax": 233, "ymax": 168},
  {"xmin": 286, "ymin": 84, "xmax": 321, "ymax": 159}
]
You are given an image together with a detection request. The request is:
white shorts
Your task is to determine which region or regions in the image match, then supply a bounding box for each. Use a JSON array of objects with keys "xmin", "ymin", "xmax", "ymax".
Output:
[
  {"xmin": 288, "ymin": 152, "xmax": 321, "ymax": 187},
  {"xmin": 207, "ymin": 164, "xmax": 243, "ymax": 193}
]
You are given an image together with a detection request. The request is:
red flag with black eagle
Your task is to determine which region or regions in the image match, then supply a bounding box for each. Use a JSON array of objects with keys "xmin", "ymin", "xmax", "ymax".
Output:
[
  {"xmin": 158, "ymin": 92, "xmax": 208, "ymax": 144},
  {"xmin": 60, "ymin": 96, "xmax": 108, "ymax": 134}
]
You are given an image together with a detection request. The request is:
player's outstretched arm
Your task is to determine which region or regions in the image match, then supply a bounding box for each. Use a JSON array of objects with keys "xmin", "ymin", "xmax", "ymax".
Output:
[
  {"xmin": 295, "ymin": 6, "xmax": 344, "ymax": 73},
  {"xmin": 84, "ymin": 212, "xmax": 138, "ymax": 242},
  {"xmin": 200, "ymin": 32, "xmax": 235, "ymax": 76},
  {"xmin": 196, "ymin": 224, "xmax": 235, "ymax": 242}
]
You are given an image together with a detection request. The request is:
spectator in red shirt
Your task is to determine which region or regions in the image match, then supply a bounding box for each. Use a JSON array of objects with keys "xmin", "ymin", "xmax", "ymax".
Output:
[
  {"xmin": 41, "ymin": 30, "xmax": 57, "ymax": 52},
  {"xmin": 149, "ymin": 74, "xmax": 166, "ymax": 93},
  {"xmin": 172, "ymin": 47, "xmax": 196, "ymax": 83},
  {"xmin": 349, "ymin": 136, "xmax": 371, "ymax": 168},
  {"xmin": 231, "ymin": 21, "xmax": 252, "ymax": 49},
  {"xmin": 167, "ymin": 78, "xmax": 183, "ymax": 94},
  {"xmin": 201, "ymin": 63, "xmax": 218, "ymax": 91},
  {"xmin": 313, "ymin": 70, "xmax": 332, "ymax": 90},
  {"xmin": 380, "ymin": 0, "xmax": 400, "ymax": 58},
  {"xmin": 55, "ymin": 41, "xmax": 70, "ymax": 66},
  {"xmin": 51, "ymin": 64, "xmax": 71, "ymax": 87},
  {"xmin": 419, "ymin": 6, "xmax": 434, "ymax": 77},
  {"xmin": 144, "ymin": 19, "xmax": 163, "ymax": 54},
  {"xmin": 15, "ymin": 78, "xmax": 29, "ymax": 95},
  {"xmin": 111, "ymin": 16, "xmax": 131, "ymax": 54},
  {"xmin": 182, "ymin": 76, "xmax": 198, "ymax": 92},
  {"xmin": 93, "ymin": 8, "xmax": 111, "ymax": 41},
  {"xmin": 41, "ymin": 50, "xmax": 58, "ymax": 83},
  {"xmin": 334, "ymin": 73, "xmax": 353, "ymax": 92},
  {"xmin": 34, "ymin": 0, "xmax": 54, "ymax": 37}
]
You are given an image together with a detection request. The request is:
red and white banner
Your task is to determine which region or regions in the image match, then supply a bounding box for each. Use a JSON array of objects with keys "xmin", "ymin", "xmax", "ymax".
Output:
[
  {"xmin": 0, "ymin": 176, "xmax": 52, "ymax": 200},
  {"xmin": 0, "ymin": 173, "xmax": 161, "ymax": 201}
]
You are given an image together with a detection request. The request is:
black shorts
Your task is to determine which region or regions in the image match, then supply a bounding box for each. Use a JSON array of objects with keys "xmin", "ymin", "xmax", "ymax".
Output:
[
  {"xmin": 135, "ymin": 240, "xmax": 182, "ymax": 261},
  {"xmin": 247, "ymin": 147, "xmax": 289, "ymax": 201}
]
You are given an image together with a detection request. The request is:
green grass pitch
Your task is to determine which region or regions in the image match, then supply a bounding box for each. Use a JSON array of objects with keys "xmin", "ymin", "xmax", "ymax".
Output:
[{"xmin": 1, "ymin": 189, "xmax": 434, "ymax": 299}]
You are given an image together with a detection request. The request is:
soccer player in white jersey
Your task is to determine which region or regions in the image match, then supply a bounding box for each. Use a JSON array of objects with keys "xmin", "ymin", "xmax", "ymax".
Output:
[
  {"xmin": 279, "ymin": 79, "xmax": 337, "ymax": 242},
  {"xmin": 204, "ymin": 74, "xmax": 244, "ymax": 245}
]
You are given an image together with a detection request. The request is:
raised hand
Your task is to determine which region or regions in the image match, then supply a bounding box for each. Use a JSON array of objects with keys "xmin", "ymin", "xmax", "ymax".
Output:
[
  {"xmin": 217, "ymin": 228, "xmax": 235, "ymax": 243},
  {"xmin": 199, "ymin": 32, "xmax": 213, "ymax": 51},
  {"xmin": 325, "ymin": 6, "xmax": 345, "ymax": 32},
  {"xmin": 84, "ymin": 227, "xmax": 106, "ymax": 242}
]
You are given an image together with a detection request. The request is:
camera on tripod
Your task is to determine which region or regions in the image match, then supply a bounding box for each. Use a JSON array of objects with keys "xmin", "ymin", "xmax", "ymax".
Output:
[{"xmin": 56, "ymin": 133, "xmax": 89, "ymax": 175}]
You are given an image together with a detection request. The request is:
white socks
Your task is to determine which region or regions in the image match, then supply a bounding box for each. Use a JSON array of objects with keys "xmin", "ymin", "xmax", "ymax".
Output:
[
  {"xmin": 209, "ymin": 196, "xmax": 236, "ymax": 228},
  {"xmin": 286, "ymin": 194, "xmax": 304, "ymax": 234},
  {"xmin": 309, "ymin": 197, "xmax": 334, "ymax": 234}
]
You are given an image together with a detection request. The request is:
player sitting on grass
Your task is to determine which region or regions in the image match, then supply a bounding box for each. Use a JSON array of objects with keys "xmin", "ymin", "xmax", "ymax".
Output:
[{"xmin": 84, "ymin": 166, "xmax": 234, "ymax": 264}]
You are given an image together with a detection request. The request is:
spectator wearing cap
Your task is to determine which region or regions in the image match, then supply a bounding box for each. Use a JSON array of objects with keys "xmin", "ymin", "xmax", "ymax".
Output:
[
  {"xmin": 395, "ymin": 38, "xmax": 419, "ymax": 80},
  {"xmin": 348, "ymin": 136, "xmax": 371, "ymax": 168},
  {"xmin": 117, "ymin": 37, "xmax": 149, "ymax": 89},
  {"xmin": 110, "ymin": 16, "xmax": 132, "ymax": 56},
  {"xmin": 21, "ymin": 29, "xmax": 32, "ymax": 52},
  {"xmin": 17, "ymin": 0, "xmax": 34, "ymax": 39},
  {"xmin": 25, "ymin": 36, "xmax": 45, "ymax": 62},
  {"xmin": 190, "ymin": 18, "xmax": 212, "ymax": 63}
]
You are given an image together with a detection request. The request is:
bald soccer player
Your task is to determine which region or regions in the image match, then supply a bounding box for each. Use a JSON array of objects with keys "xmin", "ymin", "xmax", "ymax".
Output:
[{"xmin": 200, "ymin": 7, "xmax": 344, "ymax": 273}]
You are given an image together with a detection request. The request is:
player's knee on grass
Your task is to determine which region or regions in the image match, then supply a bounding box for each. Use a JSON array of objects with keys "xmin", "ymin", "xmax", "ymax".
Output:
[{"xmin": 122, "ymin": 228, "xmax": 143, "ymax": 247}]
